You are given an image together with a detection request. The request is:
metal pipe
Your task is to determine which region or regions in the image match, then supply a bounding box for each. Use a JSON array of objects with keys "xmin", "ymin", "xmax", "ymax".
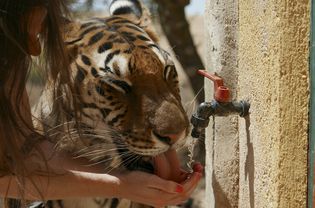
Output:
[{"xmin": 191, "ymin": 100, "xmax": 250, "ymax": 138}]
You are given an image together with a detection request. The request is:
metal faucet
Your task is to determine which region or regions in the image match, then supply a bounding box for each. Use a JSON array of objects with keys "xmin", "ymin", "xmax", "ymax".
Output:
[{"xmin": 190, "ymin": 70, "xmax": 250, "ymax": 138}]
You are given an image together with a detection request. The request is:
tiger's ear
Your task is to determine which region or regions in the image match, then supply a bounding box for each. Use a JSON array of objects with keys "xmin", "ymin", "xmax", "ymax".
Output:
[{"xmin": 109, "ymin": 0, "xmax": 159, "ymax": 42}]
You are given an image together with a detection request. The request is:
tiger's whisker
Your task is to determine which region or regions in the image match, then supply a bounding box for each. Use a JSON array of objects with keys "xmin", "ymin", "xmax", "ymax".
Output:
[
  {"xmin": 184, "ymin": 86, "xmax": 204, "ymax": 117},
  {"xmin": 85, "ymin": 152, "xmax": 135, "ymax": 166},
  {"xmin": 76, "ymin": 150, "xmax": 131, "ymax": 159},
  {"xmin": 103, "ymin": 154, "xmax": 139, "ymax": 174}
]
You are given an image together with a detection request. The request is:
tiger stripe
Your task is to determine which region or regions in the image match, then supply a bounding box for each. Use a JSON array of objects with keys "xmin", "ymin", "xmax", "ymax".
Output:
[{"xmin": 33, "ymin": 0, "xmax": 190, "ymax": 208}]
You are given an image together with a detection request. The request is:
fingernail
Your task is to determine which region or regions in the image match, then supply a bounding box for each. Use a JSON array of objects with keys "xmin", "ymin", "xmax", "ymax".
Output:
[
  {"xmin": 176, "ymin": 185, "xmax": 184, "ymax": 193},
  {"xmin": 193, "ymin": 163, "xmax": 203, "ymax": 173}
]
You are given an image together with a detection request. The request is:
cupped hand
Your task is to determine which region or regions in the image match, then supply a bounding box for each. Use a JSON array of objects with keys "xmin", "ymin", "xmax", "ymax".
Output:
[{"xmin": 113, "ymin": 163, "xmax": 203, "ymax": 207}]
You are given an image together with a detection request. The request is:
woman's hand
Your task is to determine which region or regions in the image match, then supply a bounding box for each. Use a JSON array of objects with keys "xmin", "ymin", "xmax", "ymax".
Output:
[
  {"xmin": 1, "ymin": 139, "xmax": 202, "ymax": 206},
  {"xmin": 113, "ymin": 163, "xmax": 203, "ymax": 207}
]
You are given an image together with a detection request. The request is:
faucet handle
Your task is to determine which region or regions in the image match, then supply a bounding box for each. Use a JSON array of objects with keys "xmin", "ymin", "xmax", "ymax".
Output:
[{"xmin": 198, "ymin": 70, "xmax": 230, "ymax": 103}]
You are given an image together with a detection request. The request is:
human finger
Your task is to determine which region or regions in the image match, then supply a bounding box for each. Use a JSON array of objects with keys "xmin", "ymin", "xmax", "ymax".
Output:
[
  {"xmin": 183, "ymin": 162, "xmax": 203, "ymax": 193},
  {"xmin": 164, "ymin": 192, "xmax": 193, "ymax": 207},
  {"xmin": 193, "ymin": 162, "xmax": 203, "ymax": 173},
  {"xmin": 163, "ymin": 172, "xmax": 202, "ymax": 206},
  {"xmin": 145, "ymin": 189, "xmax": 184, "ymax": 207},
  {"xmin": 147, "ymin": 175, "xmax": 184, "ymax": 194},
  {"xmin": 178, "ymin": 162, "xmax": 203, "ymax": 183},
  {"xmin": 178, "ymin": 169, "xmax": 190, "ymax": 182},
  {"xmin": 182, "ymin": 171, "xmax": 202, "ymax": 196}
]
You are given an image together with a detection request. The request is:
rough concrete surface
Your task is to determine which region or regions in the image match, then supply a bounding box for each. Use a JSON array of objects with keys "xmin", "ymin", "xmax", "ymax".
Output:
[
  {"xmin": 206, "ymin": 0, "xmax": 310, "ymax": 207},
  {"xmin": 205, "ymin": 0, "xmax": 240, "ymax": 207},
  {"xmin": 238, "ymin": 1, "xmax": 283, "ymax": 206},
  {"xmin": 238, "ymin": 0, "xmax": 310, "ymax": 207}
]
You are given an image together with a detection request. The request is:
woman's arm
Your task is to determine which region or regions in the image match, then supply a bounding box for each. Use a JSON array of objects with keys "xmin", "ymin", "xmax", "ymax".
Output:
[
  {"xmin": 0, "ymin": 139, "xmax": 119, "ymax": 200},
  {"xmin": 0, "ymin": 169, "xmax": 118, "ymax": 200},
  {"xmin": 0, "ymin": 89, "xmax": 202, "ymax": 206},
  {"xmin": 0, "ymin": 141, "xmax": 202, "ymax": 207}
]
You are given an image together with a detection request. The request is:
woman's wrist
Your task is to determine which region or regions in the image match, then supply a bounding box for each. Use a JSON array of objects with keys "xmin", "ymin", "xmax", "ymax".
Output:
[
  {"xmin": 0, "ymin": 168, "xmax": 122, "ymax": 200},
  {"xmin": 72, "ymin": 170, "xmax": 121, "ymax": 198}
]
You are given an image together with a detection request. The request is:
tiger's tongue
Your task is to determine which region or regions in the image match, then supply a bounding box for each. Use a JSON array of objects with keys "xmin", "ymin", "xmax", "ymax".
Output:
[{"xmin": 154, "ymin": 149, "xmax": 181, "ymax": 183}]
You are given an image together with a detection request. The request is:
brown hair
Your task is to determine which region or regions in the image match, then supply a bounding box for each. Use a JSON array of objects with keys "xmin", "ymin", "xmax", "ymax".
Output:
[{"xmin": 0, "ymin": 0, "xmax": 71, "ymax": 191}]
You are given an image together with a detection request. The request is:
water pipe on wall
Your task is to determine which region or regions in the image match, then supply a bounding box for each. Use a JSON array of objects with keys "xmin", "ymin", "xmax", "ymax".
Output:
[{"xmin": 190, "ymin": 70, "xmax": 250, "ymax": 138}]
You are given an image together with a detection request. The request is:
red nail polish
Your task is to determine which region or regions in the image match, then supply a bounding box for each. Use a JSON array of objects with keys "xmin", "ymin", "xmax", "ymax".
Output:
[
  {"xmin": 176, "ymin": 185, "xmax": 184, "ymax": 193},
  {"xmin": 193, "ymin": 163, "xmax": 203, "ymax": 173}
]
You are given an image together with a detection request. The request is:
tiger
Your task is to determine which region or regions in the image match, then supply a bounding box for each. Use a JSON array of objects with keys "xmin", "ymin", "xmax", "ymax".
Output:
[{"xmin": 32, "ymin": 0, "xmax": 192, "ymax": 207}]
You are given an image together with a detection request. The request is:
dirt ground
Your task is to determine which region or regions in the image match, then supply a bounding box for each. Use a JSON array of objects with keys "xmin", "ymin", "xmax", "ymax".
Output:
[{"xmin": 25, "ymin": 15, "xmax": 206, "ymax": 208}]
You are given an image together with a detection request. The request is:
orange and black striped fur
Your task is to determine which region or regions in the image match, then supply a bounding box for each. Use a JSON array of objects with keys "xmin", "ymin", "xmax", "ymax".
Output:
[{"xmin": 32, "ymin": 0, "xmax": 189, "ymax": 207}]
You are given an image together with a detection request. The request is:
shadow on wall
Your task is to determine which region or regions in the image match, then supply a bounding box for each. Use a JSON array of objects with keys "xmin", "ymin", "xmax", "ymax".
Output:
[
  {"xmin": 212, "ymin": 116, "xmax": 255, "ymax": 208},
  {"xmin": 212, "ymin": 173, "xmax": 232, "ymax": 207},
  {"xmin": 245, "ymin": 116, "xmax": 255, "ymax": 208}
]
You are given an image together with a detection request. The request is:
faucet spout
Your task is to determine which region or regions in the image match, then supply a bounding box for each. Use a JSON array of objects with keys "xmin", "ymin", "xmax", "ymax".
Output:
[
  {"xmin": 190, "ymin": 102, "xmax": 215, "ymax": 138},
  {"xmin": 190, "ymin": 70, "xmax": 251, "ymax": 138},
  {"xmin": 190, "ymin": 100, "xmax": 250, "ymax": 138}
]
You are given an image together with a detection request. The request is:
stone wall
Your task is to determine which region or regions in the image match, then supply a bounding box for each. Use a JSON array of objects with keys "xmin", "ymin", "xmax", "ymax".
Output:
[{"xmin": 204, "ymin": 0, "xmax": 310, "ymax": 207}]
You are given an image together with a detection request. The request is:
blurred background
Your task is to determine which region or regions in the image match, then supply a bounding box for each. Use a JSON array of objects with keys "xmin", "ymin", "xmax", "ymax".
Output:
[
  {"xmin": 27, "ymin": 1, "xmax": 206, "ymax": 207},
  {"xmin": 28, "ymin": 0, "xmax": 206, "ymax": 106}
]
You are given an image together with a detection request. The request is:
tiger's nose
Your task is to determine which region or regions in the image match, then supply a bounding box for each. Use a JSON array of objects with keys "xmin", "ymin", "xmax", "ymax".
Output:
[{"xmin": 153, "ymin": 130, "xmax": 186, "ymax": 145}]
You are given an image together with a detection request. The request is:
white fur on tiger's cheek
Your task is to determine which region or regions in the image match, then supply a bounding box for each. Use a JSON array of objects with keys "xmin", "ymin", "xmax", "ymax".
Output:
[
  {"xmin": 108, "ymin": 55, "xmax": 129, "ymax": 77},
  {"xmin": 171, "ymin": 129, "xmax": 188, "ymax": 150},
  {"xmin": 93, "ymin": 51, "xmax": 113, "ymax": 74},
  {"xmin": 97, "ymin": 70, "xmax": 106, "ymax": 77}
]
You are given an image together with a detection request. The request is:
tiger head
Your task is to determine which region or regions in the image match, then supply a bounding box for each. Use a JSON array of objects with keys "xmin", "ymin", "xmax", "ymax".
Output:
[{"xmin": 58, "ymin": 0, "xmax": 189, "ymax": 174}]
